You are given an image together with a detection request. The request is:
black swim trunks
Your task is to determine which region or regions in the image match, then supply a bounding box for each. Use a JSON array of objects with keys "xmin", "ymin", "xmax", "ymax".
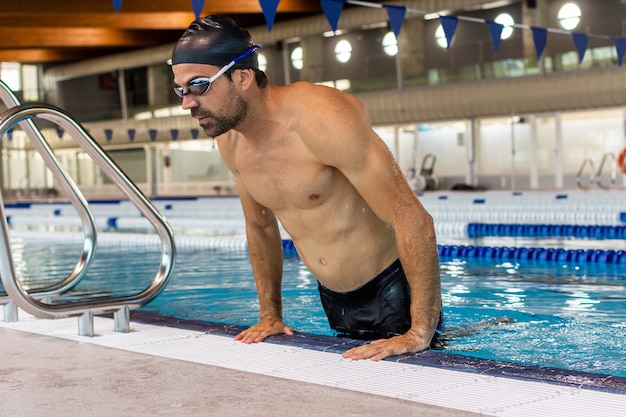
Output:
[{"xmin": 317, "ymin": 259, "xmax": 445, "ymax": 342}]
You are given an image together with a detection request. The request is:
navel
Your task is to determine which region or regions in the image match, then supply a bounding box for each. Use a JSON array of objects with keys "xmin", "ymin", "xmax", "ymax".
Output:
[{"xmin": 319, "ymin": 257, "xmax": 327, "ymax": 265}]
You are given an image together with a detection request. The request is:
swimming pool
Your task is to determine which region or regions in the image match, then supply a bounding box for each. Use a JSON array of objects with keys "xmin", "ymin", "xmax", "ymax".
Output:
[
  {"xmin": 4, "ymin": 231, "xmax": 625, "ymax": 379},
  {"xmin": 2, "ymin": 191, "xmax": 625, "ymax": 382}
]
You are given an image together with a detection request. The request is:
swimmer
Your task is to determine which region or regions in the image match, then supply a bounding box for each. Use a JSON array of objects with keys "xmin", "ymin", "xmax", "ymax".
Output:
[{"xmin": 171, "ymin": 15, "xmax": 443, "ymax": 361}]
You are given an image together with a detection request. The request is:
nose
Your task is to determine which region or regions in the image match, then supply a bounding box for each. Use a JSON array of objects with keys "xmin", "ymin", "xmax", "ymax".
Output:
[{"xmin": 180, "ymin": 95, "xmax": 200, "ymax": 111}]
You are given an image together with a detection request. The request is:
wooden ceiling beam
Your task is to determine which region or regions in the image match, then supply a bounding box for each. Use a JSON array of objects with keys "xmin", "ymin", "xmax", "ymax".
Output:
[
  {"xmin": 0, "ymin": 13, "xmax": 199, "ymax": 30},
  {"xmin": 0, "ymin": 0, "xmax": 327, "ymax": 63},
  {"xmin": 0, "ymin": 49, "xmax": 107, "ymax": 64},
  {"xmin": 0, "ymin": 28, "xmax": 178, "ymax": 48},
  {"xmin": 0, "ymin": 0, "xmax": 321, "ymax": 14}
]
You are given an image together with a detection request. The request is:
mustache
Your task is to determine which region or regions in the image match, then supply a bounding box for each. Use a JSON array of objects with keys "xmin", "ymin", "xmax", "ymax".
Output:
[{"xmin": 191, "ymin": 108, "xmax": 213, "ymax": 118}]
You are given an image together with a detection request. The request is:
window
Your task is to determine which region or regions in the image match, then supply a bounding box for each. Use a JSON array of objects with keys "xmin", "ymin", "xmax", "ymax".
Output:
[
  {"xmin": 0, "ymin": 62, "xmax": 21, "ymax": 92},
  {"xmin": 382, "ymin": 32, "xmax": 398, "ymax": 56},
  {"xmin": 557, "ymin": 2, "xmax": 582, "ymax": 30},
  {"xmin": 334, "ymin": 40, "xmax": 352, "ymax": 63},
  {"xmin": 257, "ymin": 53, "xmax": 267, "ymax": 72},
  {"xmin": 494, "ymin": 13, "xmax": 515, "ymax": 40},
  {"xmin": 291, "ymin": 46, "xmax": 303, "ymax": 70},
  {"xmin": 435, "ymin": 25, "xmax": 448, "ymax": 48},
  {"xmin": 0, "ymin": 62, "xmax": 39, "ymax": 101}
]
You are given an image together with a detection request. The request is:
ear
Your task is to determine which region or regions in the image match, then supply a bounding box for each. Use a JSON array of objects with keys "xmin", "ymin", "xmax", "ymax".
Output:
[{"xmin": 237, "ymin": 69, "xmax": 255, "ymax": 91}]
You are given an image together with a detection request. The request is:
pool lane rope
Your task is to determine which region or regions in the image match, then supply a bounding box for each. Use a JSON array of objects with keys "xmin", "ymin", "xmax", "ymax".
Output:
[{"xmin": 281, "ymin": 239, "xmax": 626, "ymax": 265}]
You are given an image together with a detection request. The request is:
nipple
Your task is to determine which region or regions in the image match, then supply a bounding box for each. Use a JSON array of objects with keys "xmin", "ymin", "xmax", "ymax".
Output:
[{"xmin": 309, "ymin": 194, "xmax": 320, "ymax": 200}]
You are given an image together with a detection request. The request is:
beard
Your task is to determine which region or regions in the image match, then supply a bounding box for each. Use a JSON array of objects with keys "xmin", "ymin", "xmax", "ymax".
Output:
[{"xmin": 192, "ymin": 93, "xmax": 248, "ymax": 138}]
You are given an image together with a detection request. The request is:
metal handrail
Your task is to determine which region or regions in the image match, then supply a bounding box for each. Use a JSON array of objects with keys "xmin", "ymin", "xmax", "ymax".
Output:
[
  {"xmin": 595, "ymin": 152, "xmax": 617, "ymax": 189},
  {"xmin": 575, "ymin": 158, "xmax": 595, "ymax": 190},
  {"xmin": 0, "ymin": 81, "xmax": 97, "ymax": 304},
  {"xmin": 0, "ymin": 103, "xmax": 176, "ymax": 334}
]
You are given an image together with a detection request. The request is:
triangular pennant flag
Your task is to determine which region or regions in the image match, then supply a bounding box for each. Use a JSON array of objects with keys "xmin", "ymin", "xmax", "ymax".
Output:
[
  {"xmin": 112, "ymin": 0, "xmax": 123, "ymax": 13},
  {"xmin": 104, "ymin": 129, "xmax": 114, "ymax": 142},
  {"xmin": 170, "ymin": 129, "xmax": 179, "ymax": 141},
  {"xmin": 6, "ymin": 128, "xmax": 13, "ymax": 141},
  {"xmin": 149, "ymin": 129, "xmax": 158, "ymax": 141},
  {"xmin": 259, "ymin": 0, "xmax": 280, "ymax": 32},
  {"xmin": 321, "ymin": 0, "xmax": 345, "ymax": 33},
  {"xmin": 571, "ymin": 33, "xmax": 589, "ymax": 64},
  {"xmin": 439, "ymin": 15, "xmax": 459, "ymax": 49},
  {"xmin": 127, "ymin": 129, "xmax": 136, "ymax": 141},
  {"xmin": 190, "ymin": 128, "xmax": 199, "ymax": 139},
  {"xmin": 531, "ymin": 26, "xmax": 548, "ymax": 61},
  {"xmin": 56, "ymin": 128, "xmax": 64, "ymax": 139},
  {"xmin": 385, "ymin": 5, "xmax": 406, "ymax": 38},
  {"xmin": 614, "ymin": 37, "xmax": 626, "ymax": 66},
  {"xmin": 486, "ymin": 20, "xmax": 504, "ymax": 56},
  {"xmin": 191, "ymin": 0, "xmax": 205, "ymax": 19}
]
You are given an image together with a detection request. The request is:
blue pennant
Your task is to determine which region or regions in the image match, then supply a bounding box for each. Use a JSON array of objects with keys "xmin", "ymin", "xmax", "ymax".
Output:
[
  {"xmin": 112, "ymin": 0, "xmax": 123, "ymax": 13},
  {"xmin": 170, "ymin": 129, "xmax": 179, "ymax": 141},
  {"xmin": 614, "ymin": 37, "xmax": 626, "ymax": 66},
  {"xmin": 127, "ymin": 129, "xmax": 136, "ymax": 141},
  {"xmin": 104, "ymin": 129, "xmax": 113, "ymax": 142},
  {"xmin": 321, "ymin": 0, "xmax": 345, "ymax": 33},
  {"xmin": 385, "ymin": 5, "xmax": 406, "ymax": 38},
  {"xmin": 439, "ymin": 16, "xmax": 458, "ymax": 49},
  {"xmin": 486, "ymin": 20, "xmax": 504, "ymax": 56},
  {"xmin": 571, "ymin": 33, "xmax": 589, "ymax": 64},
  {"xmin": 531, "ymin": 26, "xmax": 547, "ymax": 61},
  {"xmin": 149, "ymin": 129, "xmax": 158, "ymax": 141},
  {"xmin": 259, "ymin": 0, "xmax": 280, "ymax": 32},
  {"xmin": 191, "ymin": 0, "xmax": 205, "ymax": 19}
]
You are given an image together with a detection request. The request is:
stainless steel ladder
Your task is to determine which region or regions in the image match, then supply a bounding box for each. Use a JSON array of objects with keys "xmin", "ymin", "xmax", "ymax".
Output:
[
  {"xmin": 576, "ymin": 153, "xmax": 617, "ymax": 190},
  {"xmin": 0, "ymin": 81, "xmax": 176, "ymax": 336},
  {"xmin": 0, "ymin": 80, "xmax": 99, "ymax": 320}
]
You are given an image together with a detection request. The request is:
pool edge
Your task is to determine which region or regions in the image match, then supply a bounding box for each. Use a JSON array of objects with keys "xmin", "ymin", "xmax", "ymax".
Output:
[{"xmin": 128, "ymin": 311, "xmax": 626, "ymax": 396}]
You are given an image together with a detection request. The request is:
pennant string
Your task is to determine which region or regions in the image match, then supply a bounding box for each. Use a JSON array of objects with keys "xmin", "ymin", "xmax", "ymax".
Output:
[{"xmin": 343, "ymin": 0, "xmax": 615, "ymax": 42}]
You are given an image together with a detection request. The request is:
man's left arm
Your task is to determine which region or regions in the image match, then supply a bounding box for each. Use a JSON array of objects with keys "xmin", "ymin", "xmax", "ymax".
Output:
[
  {"xmin": 339, "ymin": 139, "xmax": 442, "ymax": 360},
  {"xmin": 299, "ymin": 87, "xmax": 442, "ymax": 360}
]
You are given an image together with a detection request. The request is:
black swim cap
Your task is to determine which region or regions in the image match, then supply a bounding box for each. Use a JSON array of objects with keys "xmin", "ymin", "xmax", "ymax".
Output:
[{"xmin": 172, "ymin": 15, "xmax": 259, "ymax": 69}]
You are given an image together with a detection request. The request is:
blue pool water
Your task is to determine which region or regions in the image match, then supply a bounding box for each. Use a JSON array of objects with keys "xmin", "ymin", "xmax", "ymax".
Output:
[{"xmin": 6, "ymin": 239, "xmax": 625, "ymax": 378}]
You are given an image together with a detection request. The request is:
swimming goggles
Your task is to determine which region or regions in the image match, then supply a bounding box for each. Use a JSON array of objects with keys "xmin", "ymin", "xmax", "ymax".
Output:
[{"xmin": 174, "ymin": 44, "xmax": 261, "ymax": 98}]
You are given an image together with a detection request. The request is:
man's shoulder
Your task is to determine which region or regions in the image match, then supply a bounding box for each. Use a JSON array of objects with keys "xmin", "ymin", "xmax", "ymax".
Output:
[
  {"xmin": 280, "ymin": 81, "xmax": 341, "ymax": 97},
  {"xmin": 278, "ymin": 82, "xmax": 361, "ymax": 112}
]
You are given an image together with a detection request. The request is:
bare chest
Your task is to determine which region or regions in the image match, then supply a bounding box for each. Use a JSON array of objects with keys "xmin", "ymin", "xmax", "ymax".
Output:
[{"xmin": 233, "ymin": 135, "xmax": 337, "ymax": 211}]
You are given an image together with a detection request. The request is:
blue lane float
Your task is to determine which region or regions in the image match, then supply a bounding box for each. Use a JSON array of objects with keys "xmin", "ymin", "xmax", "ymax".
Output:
[
  {"xmin": 438, "ymin": 244, "xmax": 626, "ymax": 264},
  {"xmin": 282, "ymin": 239, "xmax": 625, "ymax": 265},
  {"xmin": 282, "ymin": 239, "xmax": 299, "ymax": 256},
  {"xmin": 467, "ymin": 222, "xmax": 626, "ymax": 240}
]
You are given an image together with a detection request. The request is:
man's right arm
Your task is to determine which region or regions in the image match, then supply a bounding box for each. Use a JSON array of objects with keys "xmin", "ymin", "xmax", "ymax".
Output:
[
  {"xmin": 233, "ymin": 180, "xmax": 293, "ymax": 343},
  {"xmin": 217, "ymin": 136, "xmax": 292, "ymax": 342}
]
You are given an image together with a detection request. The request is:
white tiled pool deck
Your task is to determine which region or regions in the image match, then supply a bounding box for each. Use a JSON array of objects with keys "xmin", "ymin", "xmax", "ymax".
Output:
[{"xmin": 1, "ymin": 310, "xmax": 624, "ymax": 417}]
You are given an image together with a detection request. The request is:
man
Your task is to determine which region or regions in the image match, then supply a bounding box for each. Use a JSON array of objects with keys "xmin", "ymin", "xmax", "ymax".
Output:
[{"xmin": 171, "ymin": 15, "xmax": 444, "ymax": 361}]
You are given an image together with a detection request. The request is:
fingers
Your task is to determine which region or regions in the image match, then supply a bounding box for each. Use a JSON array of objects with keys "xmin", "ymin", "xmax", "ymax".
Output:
[
  {"xmin": 283, "ymin": 325, "xmax": 294, "ymax": 336},
  {"xmin": 234, "ymin": 328, "xmax": 267, "ymax": 344},
  {"xmin": 342, "ymin": 341, "xmax": 396, "ymax": 361},
  {"xmin": 342, "ymin": 336, "xmax": 430, "ymax": 361},
  {"xmin": 234, "ymin": 322, "xmax": 294, "ymax": 344}
]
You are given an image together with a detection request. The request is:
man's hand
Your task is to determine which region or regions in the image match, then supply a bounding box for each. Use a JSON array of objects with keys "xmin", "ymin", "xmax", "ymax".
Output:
[
  {"xmin": 342, "ymin": 331, "xmax": 432, "ymax": 361},
  {"xmin": 234, "ymin": 316, "xmax": 294, "ymax": 344}
]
